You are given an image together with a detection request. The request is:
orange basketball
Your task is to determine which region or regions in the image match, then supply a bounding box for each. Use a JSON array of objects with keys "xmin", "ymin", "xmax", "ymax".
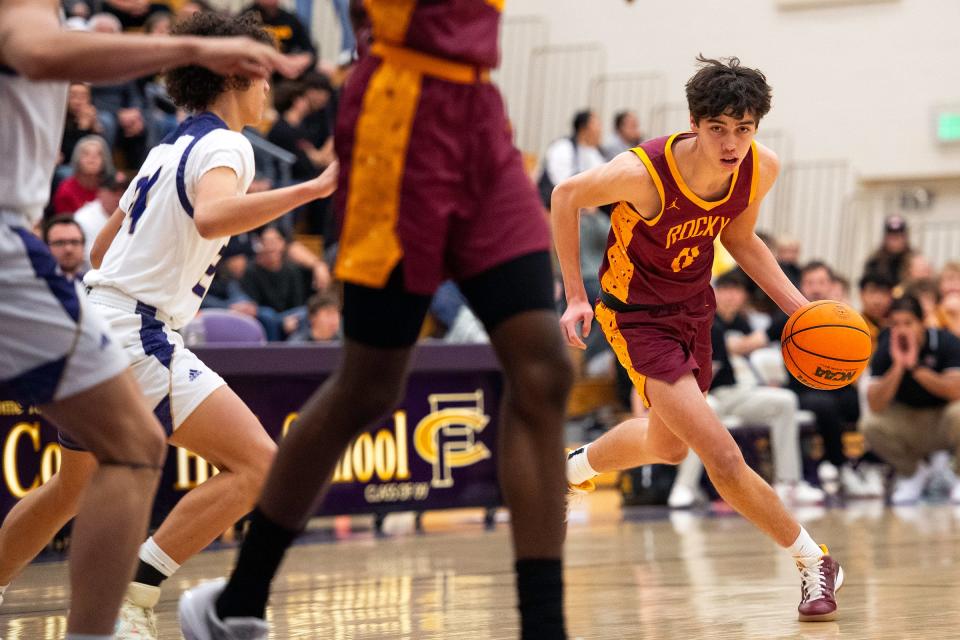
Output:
[{"xmin": 780, "ymin": 300, "xmax": 872, "ymax": 390}]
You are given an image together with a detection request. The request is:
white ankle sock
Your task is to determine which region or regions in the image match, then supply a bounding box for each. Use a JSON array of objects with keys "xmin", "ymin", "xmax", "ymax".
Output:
[
  {"xmin": 139, "ymin": 536, "xmax": 180, "ymax": 578},
  {"xmin": 788, "ymin": 526, "xmax": 824, "ymax": 565},
  {"xmin": 567, "ymin": 445, "xmax": 598, "ymax": 485}
]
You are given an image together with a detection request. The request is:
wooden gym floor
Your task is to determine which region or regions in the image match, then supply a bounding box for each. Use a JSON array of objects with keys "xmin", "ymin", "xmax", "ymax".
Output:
[{"xmin": 3, "ymin": 490, "xmax": 960, "ymax": 639}]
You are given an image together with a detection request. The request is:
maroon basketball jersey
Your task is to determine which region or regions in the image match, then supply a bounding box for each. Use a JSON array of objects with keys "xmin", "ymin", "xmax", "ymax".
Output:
[
  {"xmin": 366, "ymin": 0, "xmax": 502, "ymax": 68},
  {"xmin": 598, "ymin": 132, "xmax": 759, "ymax": 306}
]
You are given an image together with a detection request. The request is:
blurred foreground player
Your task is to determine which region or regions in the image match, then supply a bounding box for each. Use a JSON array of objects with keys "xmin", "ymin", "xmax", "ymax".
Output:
[
  {"xmin": 179, "ymin": 2, "xmax": 574, "ymax": 639},
  {"xmin": 0, "ymin": 13, "xmax": 335, "ymax": 639},
  {"xmin": 556, "ymin": 56, "xmax": 843, "ymax": 621},
  {"xmin": 0, "ymin": 0, "xmax": 292, "ymax": 637}
]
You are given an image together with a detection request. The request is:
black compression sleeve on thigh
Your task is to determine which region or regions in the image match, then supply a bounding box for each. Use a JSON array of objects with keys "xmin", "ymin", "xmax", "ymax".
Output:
[
  {"xmin": 342, "ymin": 266, "xmax": 433, "ymax": 349},
  {"xmin": 458, "ymin": 251, "xmax": 556, "ymax": 333},
  {"xmin": 515, "ymin": 558, "xmax": 566, "ymax": 640},
  {"xmin": 216, "ymin": 508, "xmax": 301, "ymax": 620}
]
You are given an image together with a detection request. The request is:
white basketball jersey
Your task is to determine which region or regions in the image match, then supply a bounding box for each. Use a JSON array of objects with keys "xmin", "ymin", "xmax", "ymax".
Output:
[
  {"xmin": 0, "ymin": 65, "xmax": 68, "ymax": 225},
  {"xmin": 85, "ymin": 113, "xmax": 255, "ymax": 329}
]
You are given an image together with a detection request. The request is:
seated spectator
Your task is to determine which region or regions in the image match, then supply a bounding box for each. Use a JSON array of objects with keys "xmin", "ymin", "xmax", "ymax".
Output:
[
  {"xmin": 88, "ymin": 12, "xmax": 149, "ymax": 167},
  {"xmin": 44, "ymin": 217, "xmax": 86, "ymax": 282},
  {"xmin": 176, "ymin": 1, "xmax": 216, "ymax": 22},
  {"xmin": 244, "ymin": 0, "xmax": 317, "ymax": 79},
  {"xmin": 539, "ymin": 110, "xmax": 605, "ymax": 209},
  {"xmin": 903, "ymin": 278, "xmax": 941, "ymax": 329},
  {"xmin": 831, "ymin": 274, "xmax": 851, "ymax": 305},
  {"xmin": 774, "ymin": 234, "xmax": 802, "ymax": 287},
  {"xmin": 103, "ymin": 0, "xmax": 171, "ymax": 31},
  {"xmin": 768, "ymin": 261, "xmax": 875, "ymax": 496},
  {"xmin": 601, "ymin": 110, "xmax": 642, "ymax": 160},
  {"xmin": 240, "ymin": 226, "xmax": 310, "ymax": 339},
  {"xmin": 859, "ymin": 271, "xmax": 894, "ymax": 348},
  {"xmin": 287, "ymin": 292, "xmax": 341, "ymax": 342},
  {"xmin": 61, "ymin": 83, "xmax": 105, "ymax": 167},
  {"xmin": 861, "ymin": 295, "xmax": 960, "ymax": 505},
  {"xmin": 74, "ymin": 173, "xmax": 130, "ymax": 264},
  {"xmin": 904, "ymin": 253, "xmax": 935, "ymax": 284},
  {"xmin": 667, "ymin": 272, "xmax": 823, "ymax": 508},
  {"xmin": 863, "ymin": 214, "xmax": 912, "ymax": 285},
  {"xmin": 939, "ymin": 262, "xmax": 960, "ymax": 298},
  {"xmin": 52, "ymin": 134, "xmax": 113, "ymax": 215}
]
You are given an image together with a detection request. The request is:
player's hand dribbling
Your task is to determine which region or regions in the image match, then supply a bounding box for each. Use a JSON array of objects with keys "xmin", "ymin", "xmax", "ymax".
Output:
[
  {"xmin": 195, "ymin": 37, "xmax": 302, "ymax": 79},
  {"xmin": 560, "ymin": 299, "xmax": 594, "ymax": 350},
  {"xmin": 309, "ymin": 161, "xmax": 339, "ymax": 199}
]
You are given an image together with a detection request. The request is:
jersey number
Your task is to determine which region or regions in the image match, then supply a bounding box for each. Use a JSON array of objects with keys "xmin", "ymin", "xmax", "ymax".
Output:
[
  {"xmin": 671, "ymin": 246, "xmax": 700, "ymax": 273},
  {"xmin": 128, "ymin": 168, "xmax": 162, "ymax": 234}
]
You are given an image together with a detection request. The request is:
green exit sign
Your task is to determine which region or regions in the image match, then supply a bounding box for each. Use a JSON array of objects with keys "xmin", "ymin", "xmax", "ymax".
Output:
[{"xmin": 936, "ymin": 109, "xmax": 960, "ymax": 143}]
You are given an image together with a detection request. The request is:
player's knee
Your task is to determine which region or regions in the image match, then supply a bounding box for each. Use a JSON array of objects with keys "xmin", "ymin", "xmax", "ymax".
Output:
[
  {"xmin": 237, "ymin": 438, "xmax": 277, "ymax": 499},
  {"xmin": 704, "ymin": 446, "xmax": 746, "ymax": 485},
  {"xmin": 505, "ymin": 352, "xmax": 574, "ymax": 414},
  {"xmin": 97, "ymin": 415, "xmax": 166, "ymax": 468},
  {"xmin": 659, "ymin": 443, "xmax": 690, "ymax": 466}
]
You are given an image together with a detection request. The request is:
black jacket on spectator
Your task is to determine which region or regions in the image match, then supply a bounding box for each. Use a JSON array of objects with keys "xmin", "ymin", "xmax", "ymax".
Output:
[
  {"xmin": 871, "ymin": 328, "xmax": 960, "ymax": 408},
  {"xmin": 267, "ymin": 118, "xmax": 316, "ymax": 182},
  {"xmin": 711, "ymin": 314, "xmax": 753, "ymax": 390},
  {"xmin": 244, "ymin": 4, "xmax": 317, "ymax": 60},
  {"xmin": 103, "ymin": 2, "xmax": 170, "ymax": 30},
  {"xmin": 240, "ymin": 262, "xmax": 307, "ymax": 313}
]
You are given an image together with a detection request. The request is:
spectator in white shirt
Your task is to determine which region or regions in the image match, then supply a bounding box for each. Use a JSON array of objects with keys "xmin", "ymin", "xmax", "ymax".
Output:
[{"xmin": 73, "ymin": 173, "xmax": 130, "ymax": 265}]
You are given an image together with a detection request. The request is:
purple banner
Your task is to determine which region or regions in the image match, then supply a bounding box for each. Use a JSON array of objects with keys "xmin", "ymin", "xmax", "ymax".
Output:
[{"xmin": 0, "ymin": 344, "xmax": 503, "ymax": 524}]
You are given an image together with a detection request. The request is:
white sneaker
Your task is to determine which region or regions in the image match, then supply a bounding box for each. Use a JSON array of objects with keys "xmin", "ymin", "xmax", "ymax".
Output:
[
  {"xmin": 179, "ymin": 579, "xmax": 269, "ymax": 640},
  {"xmin": 116, "ymin": 582, "xmax": 161, "ymax": 639},
  {"xmin": 667, "ymin": 483, "xmax": 697, "ymax": 509},
  {"xmin": 890, "ymin": 464, "xmax": 930, "ymax": 505},
  {"xmin": 818, "ymin": 461, "xmax": 840, "ymax": 495},
  {"xmin": 793, "ymin": 481, "xmax": 826, "ymax": 505},
  {"xmin": 951, "ymin": 480, "xmax": 960, "ymax": 504},
  {"xmin": 927, "ymin": 451, "xmax": 958, "ymax": 495},
  {"xmin": 854, "ymin": 464, "xmax": 886, "ymax": 499}
]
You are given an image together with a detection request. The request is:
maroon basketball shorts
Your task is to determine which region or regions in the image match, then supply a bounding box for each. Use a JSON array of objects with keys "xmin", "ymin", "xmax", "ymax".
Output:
[
  {"xmin": 596, "ymin": 287, "xmax": 716, "ymax": 407},
  {"xmin": 332, "ymin": 44, "xmax": 551, "ymax": 296}
]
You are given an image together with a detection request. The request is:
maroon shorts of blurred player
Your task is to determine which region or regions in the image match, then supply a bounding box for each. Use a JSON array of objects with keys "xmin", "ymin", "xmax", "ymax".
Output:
[
  {"xmin": 595, "ymin": 286, "xmax": 716, "ymax": 407},
  {"xmin": 332, "ymin": 43, "xmax": 550, "ymax": 296}
]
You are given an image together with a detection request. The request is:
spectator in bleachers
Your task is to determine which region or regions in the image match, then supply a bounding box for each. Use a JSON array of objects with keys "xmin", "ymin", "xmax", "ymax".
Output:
[
  {"xmin": 903, "ymin": 278, "xmax": 941, "ymax": 329},
  {"xmin": 774, "ymin": 234, "xmax": 802, "ymax": 287},
  {"xmin": 601, "ymin": 109, "xmax": 642, "ymax": 160},
  {"xmin": 667, "ymin": 272, "xmax": 823, "ymax": 508},
  {"xmin": 938, "ymin": 263, "xmax": 960, "ymax": 337},
  {"xmin": 543, "ymin": 110, "xmax": 605, "ymax": 190},
  {"xmin": 52, "ymin": 134, "xmax": 113, "ymax": 215},
  {"xmin": 268, "ymin": 80, "xmax": 334, "ymax": 234},
  {"xmin": 102, "ymin": 0, "xmax": 171, "ymax": 31},
  {"xmin": 859, "ymin": 271, "xmax": 894, "ymax": 348},
  {"xmin": 301, "ymin": 71, "xmax": 336, "ymax": 151},
  {"xmin": 862, "ymin": 294, "xmax": 960, "ymax": 505},
  {"xmin": 831, "ymin": 274, "xmax": 851, "ymax": 305},
  {"xmin": 863, "ymin": 214, "xmax": 912, "ymax": 286},
  {"xmin": 43, "ymin": 217, "xmax": 86, "ymax": 282},
  {"xmin": 769, "ymin": 261, "xmax": 878, "ymax": 496},
  {"xmin": 61, "ymin": 83, "xmax": 105, "ymax": 167},
  {"xmin": 88, "ymin": 13, "xmax": 149, "ymax": 167},
  {"xmin": 73, "ymin": 172, "xmax": 130, "ymax": 264},
  {"xmin": 329, "ymin": 0, "xmax": 356, "ymax": 66},
  {"xmin": 176, "ymin": 0, "xmax": 215, "ymax": 21},
  {"xmin": 140, "ymin": 11, "xmax": 182, "ymax": 145},
  {"xmin": 240, "ymin": 226, "xmax": 310, "ymax": 340},
  {"xmin": 905, "ymin": 253, "xmax": 935, "ymax": 284},
  {"xmin": 244, "ymin": 0, "xmax": 316, "ymax": 78},
  {"xmin": 287, "ymin": 292, "xmax": 341, "ymax": 342},
  {"xmin": 939, "ymin": 261, "xmax": 960, "ymax": 298}
]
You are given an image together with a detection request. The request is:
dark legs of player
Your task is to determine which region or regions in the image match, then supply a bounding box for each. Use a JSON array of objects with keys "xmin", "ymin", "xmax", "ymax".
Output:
[
  {"xmin": 215, "ymin": 338, "xmax": 414, "ymax": 619},
  {"xmin": 215, "ymin": 253, "xmax": 571, "ymax": 638},
  {"xmin": 485, "ymin": 310, "xmax": 572, "ymax": 639}
]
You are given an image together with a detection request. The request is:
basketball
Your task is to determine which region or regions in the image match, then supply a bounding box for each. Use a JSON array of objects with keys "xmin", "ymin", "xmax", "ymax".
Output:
[{"xmin": 781, "ymin": 300, "xmax": 872, "ymax": 390}]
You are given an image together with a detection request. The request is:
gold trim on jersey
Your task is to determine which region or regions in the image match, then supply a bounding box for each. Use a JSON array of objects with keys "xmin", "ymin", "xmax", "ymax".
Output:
[
  {"xmin": 663, "ymin": 133, "xmax": 741, "ymax": 211},
  {"xmin": 485, "ymin": 0, "xmax": 505, "ymax": 11},
  {"xmin": 747, "ymin": 141, "xmax": 760, "ymax": 205},
  {"xmin": 629, "ymin": 146, "xmax": 665, "ymax": 227},
  {"xmin": 595, "ymin": 302, "xmax": 650, "ymax": 408},
  {"xmin": 600, "ymin": 202, "xmax": 640, "ymax": 303},
  {"xmin": 367, "ymin": 0, "xmax": 418, "ymax": 44},
  {"xmin": 334, "ymin": 61, "xmax": 422, "ymax": 288}
]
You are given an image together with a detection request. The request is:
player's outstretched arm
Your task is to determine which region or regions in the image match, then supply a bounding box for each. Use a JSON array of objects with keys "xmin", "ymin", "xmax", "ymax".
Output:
[
  {"xmin": 0, "ymin": 0, "xmax": 296, "ymax": 82},
  {"xmin": 90, "ymin": 208, "xmax": 125, "ymax": 269},
  {"xmin": 193, "ymin": 162, "xmax": 338, "ymax": 239},
  {"xmin": 551, "ymin": 151, "xmax": 657, "ymax": 348},
  {"xmin": 719, "ymin": 145, "xmax": 807, "ymax": 316}
]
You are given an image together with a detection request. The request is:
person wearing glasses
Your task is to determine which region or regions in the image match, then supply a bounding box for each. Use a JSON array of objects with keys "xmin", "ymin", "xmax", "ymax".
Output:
[{"xmin": 44, "ymin": 216, "xmax": 87, "ymax": 281}]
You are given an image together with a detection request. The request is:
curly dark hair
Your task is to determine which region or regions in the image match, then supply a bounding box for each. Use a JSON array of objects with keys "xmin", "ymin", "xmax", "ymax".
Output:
[
  {"xmin": 685, "ymin": 54, "xmax": 772, "ymax": 124},
  {"xmin": 166, "ymin": 12, "xmax": 274, "ymax": 113}
]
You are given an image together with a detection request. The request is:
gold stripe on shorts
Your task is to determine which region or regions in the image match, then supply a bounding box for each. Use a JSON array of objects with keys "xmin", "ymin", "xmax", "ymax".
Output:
[{"xmin": 595, "ymin": 302, "xmax": 650, "ymax": 408}]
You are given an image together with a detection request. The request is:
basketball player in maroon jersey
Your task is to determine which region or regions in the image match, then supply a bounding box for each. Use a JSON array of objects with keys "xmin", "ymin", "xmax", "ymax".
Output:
[
  {"xmin": 555, "ymin": 56, "xmax": 843, "ymax": 621},
  {"xmin": 179, "ymin": 2, "xmax": 572, "ymax": 639}
]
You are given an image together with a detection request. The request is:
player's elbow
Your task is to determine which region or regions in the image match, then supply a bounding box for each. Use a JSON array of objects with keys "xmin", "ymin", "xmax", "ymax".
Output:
[
  {"xmin": 193, "ymin": 211, "xmax": 221, "ymax": 240},
  {"xmin": 550, "ymin": 180, "xmax": 574, "ymax": 212},
  {"xmin": 9, "ymin": 50, "xmax": 57, "ymax": 81}
]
